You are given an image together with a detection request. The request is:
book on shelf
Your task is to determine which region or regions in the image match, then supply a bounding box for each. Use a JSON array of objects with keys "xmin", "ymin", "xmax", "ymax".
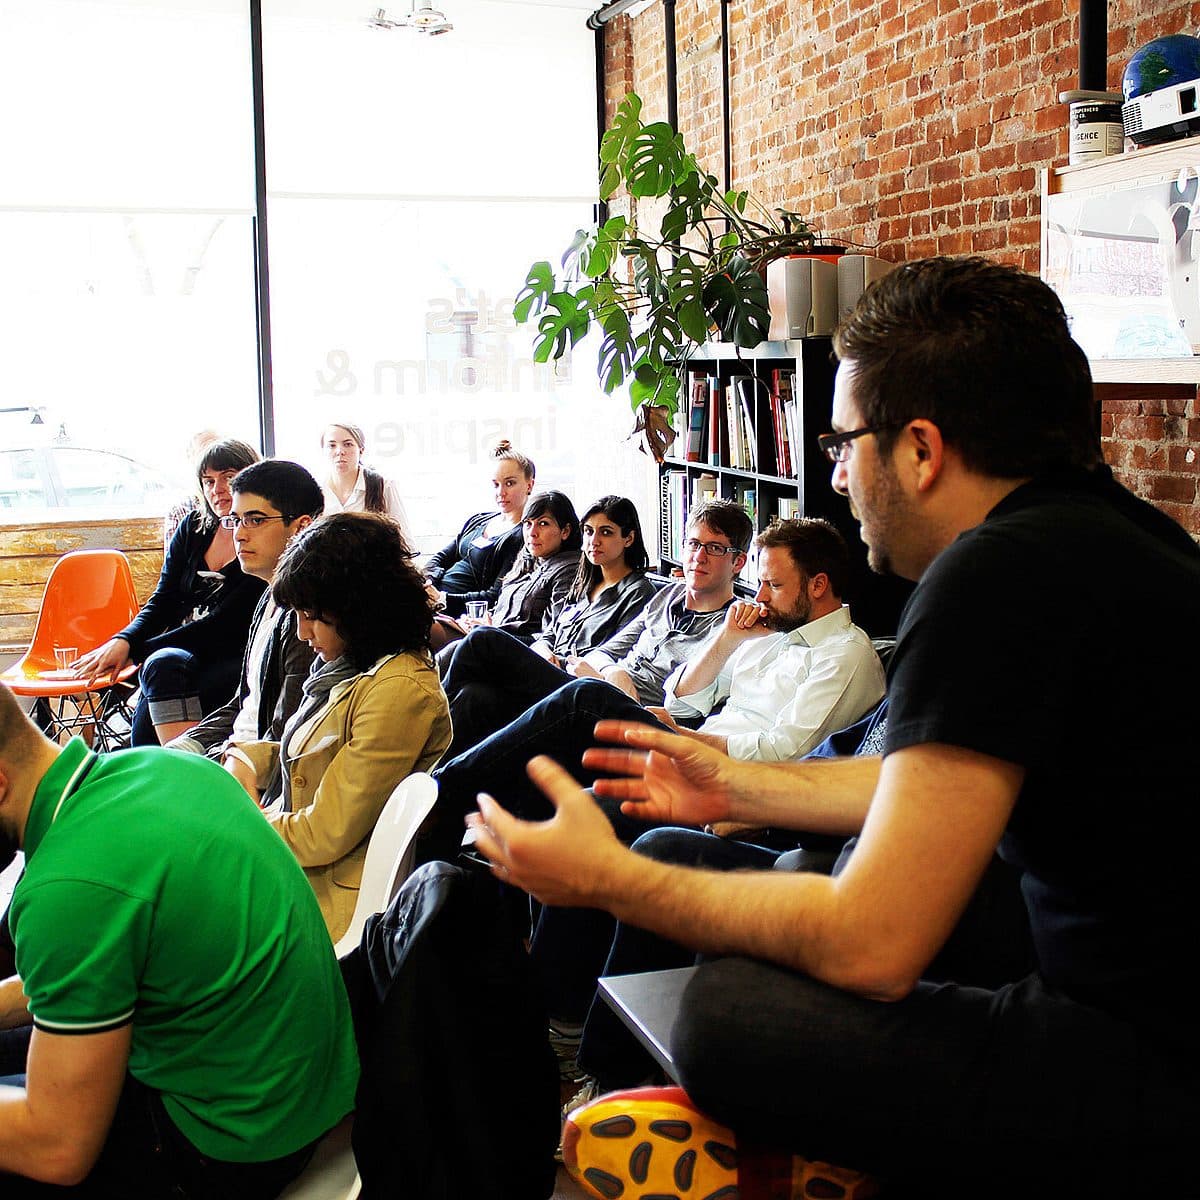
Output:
[
  {"xmin": 668, "ymin": 470, "xmax": 688, "ymax": 561},
  {"xmin": 692, "ymin": 473, "xmax": 718, "ymax": 508},
  {"xmin": 685, "ymin": 372, "xmax": 708, "ymax": 462},
  {"xmin": 726, "ymin": 375, "xmax": 757, "ymax": 470},
  {"xmin": 736, "ymin": 378, "xmax": 757, "ymax": 471},
  {"xmin": 771, "ymin": 368, "xmax": 794, "ymax": 477},
  {"xmin": 776, "ymin": 496, "xmax": 801, "ymax": 521},
  {"xmin": 707, "ymin": 376, "xmax": 722, "ymax": 466},
  {"xmin": 658, "ymin": 470, "xmax": 673, "ymax": 561}
]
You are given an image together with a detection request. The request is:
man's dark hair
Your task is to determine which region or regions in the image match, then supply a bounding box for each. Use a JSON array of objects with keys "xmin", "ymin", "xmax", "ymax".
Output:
[
  {"xmin": 272, "ymin": 513, "xmax": 433, "ymax": 668},
  {"xmin": 232, "ymin": 459, "xmax": 324, "ymax": 524},
  {"xmin": 689, "ymin": 499, "xmax": 754, "ymax": 553},
  {"xmin": 833, "ymin": 256, "xmax": 1101, "ymax": 477},
  {"xmin": 757, "ymin": 517, "xmax": 850, "ymax": 598}
]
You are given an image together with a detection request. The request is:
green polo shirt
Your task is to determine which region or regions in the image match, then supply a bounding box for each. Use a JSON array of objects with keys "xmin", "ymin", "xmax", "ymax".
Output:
[{"xmin": 11, "ymin": 739, "xmax": 359, "ymax": 1163}]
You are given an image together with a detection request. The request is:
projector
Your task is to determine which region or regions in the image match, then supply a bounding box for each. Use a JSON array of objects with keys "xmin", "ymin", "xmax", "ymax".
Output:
[{"xmin": 1122, "ymin": 78, "xmax": 1200, "ymax": 146}]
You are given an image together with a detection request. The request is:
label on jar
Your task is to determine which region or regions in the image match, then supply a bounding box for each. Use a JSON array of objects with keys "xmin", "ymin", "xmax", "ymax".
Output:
[{"xmin": 1069, "ymin": 100, "xmax": 1124, "ymax": 163}]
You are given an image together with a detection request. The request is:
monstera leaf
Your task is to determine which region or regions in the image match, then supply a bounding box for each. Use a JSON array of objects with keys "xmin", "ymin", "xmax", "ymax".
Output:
[
  {"xmin": 625, "ymin": 122, "xmax": 690, "ymax": 199},
  {"xmin": 531, "ymin": 287, "xmax": 594, "ymax": 362},
  {"xmin": 598, "ymin": 305, "xmax": 636, "ymax": 394},
  {"xmin": 513, "ymin": 261, "xmax": 555, "ymax": 324},
  {"xmin": 703, "ymin": 255, "xmax": 771, "ymax": 347}
]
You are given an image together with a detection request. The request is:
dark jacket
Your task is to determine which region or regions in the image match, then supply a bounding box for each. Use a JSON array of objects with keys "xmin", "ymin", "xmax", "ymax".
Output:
[
  {"xmin": 119, "ymin": 509, "xmax": 266, "ymax": 664},
  {"xmin": 179, "ymin": 594, "xmax": 314, "ymax": 804},
  {"xmin": 425, "ymin": 512, "xmax": 523, "ymax": 615},
  {"xmin": 341, "ymin": 862, "xmax": 559, "ymax": 1200}
]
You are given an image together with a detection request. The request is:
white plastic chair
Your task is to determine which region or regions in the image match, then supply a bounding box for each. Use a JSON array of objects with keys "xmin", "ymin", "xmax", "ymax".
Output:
[
  {"xmin": 334, "ymin": 771, "xmax": 439, "ymax": 958},
  {"xmin": 279, "ymin": 773, "xmax": 439, "ymax": 1200}
]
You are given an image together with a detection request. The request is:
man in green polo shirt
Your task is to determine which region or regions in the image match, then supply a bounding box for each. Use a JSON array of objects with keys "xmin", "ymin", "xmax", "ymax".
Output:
[{"xmin": 0, "ymin": 683, "xmax": 358, "ymax": 1196}]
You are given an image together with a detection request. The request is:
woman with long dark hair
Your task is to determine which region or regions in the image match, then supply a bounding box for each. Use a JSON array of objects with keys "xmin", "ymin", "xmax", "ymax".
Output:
[
  {"xmin": 438, "ymin": 495, "xmax": 656, "ymax": 757},
  {"xmin": 226, "ymin": 512, "xmax": 451, "ymax": 941},
  {"xmin": 73, "ymin": 438, "xmax": 265, "ymax": 746}
]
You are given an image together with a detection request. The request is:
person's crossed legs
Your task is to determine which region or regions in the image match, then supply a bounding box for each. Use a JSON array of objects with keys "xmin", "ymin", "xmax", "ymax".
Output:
[{"xmin": 423, "ymin": 678, "xmax": 664, "ymax": 866}]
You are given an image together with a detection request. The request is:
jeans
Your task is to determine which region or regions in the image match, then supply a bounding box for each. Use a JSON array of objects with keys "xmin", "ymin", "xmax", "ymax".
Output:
[
  {"xmin": 129, "ymin": 647, "xmax": 239, "ymax": 746},
  {"xmin": 423, "ymin": 678, "xmax": 663, "ymax": 865},
  {"xmin": 438, "ymin": 627, "xmax": 572, "ymax": 760},
  {"xmin": 0, "ymin": 1074, "xmax": 317, "ymax": 1198}
]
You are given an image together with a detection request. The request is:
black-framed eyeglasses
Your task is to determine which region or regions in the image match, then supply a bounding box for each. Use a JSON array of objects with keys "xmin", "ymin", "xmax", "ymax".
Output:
[
  {"xmin": 683, "ymin": 538, "xmax": 738, "ymax": 558},
  {"xmin": 220, "ymin": 514, "xmax": 286, "ymax": 530},
  {"xmin": 817, "ymin": 423, "xmax": 903, "ymax": 463}
]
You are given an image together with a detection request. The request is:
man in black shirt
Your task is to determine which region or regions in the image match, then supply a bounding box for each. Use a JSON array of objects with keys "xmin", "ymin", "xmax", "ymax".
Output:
[{"xmin": 473, "ymin": 257, "xmax": 1197, "ymax": 1196}]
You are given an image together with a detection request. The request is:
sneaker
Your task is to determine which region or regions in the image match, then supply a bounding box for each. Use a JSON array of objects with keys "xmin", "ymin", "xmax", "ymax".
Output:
[
  {"xmin": 562, "ymin": 1085, "xmax": 881, "ymax": 1200},
  {"xmin": 548, "ymin": 1018, "xmax": 587, "ymax": 1083},
  {"xmin": 556, "ymin": 1076, "xmax": 601, "ymax": 1164},
  {"xmin": 563, "ymin": 1075, "xmax": 600, "ymax": 1120}
]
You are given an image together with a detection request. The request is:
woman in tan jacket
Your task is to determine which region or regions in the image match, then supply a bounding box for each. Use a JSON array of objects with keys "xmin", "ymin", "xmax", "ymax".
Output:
[{"xmin": 229, "ymin": 512, "xmax": 452, "ymax": 941}]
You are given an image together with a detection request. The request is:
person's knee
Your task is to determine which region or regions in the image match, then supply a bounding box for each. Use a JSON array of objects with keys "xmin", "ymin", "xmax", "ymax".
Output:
[
  {"xmin": 672, "ymin": 959, "xmax": 831, "ymax": 1101},
  {"xmin": 631, "ymin": 827, "xmax": 720, "ymax": 867},
  {"xmin": 139, "ymin": 647, "xmax": 196, "ymax": 694}
]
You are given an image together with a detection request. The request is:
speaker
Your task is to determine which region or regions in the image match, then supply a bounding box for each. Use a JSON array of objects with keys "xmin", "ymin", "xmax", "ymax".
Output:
[
  {"xmin": 837, "ymin": 254, "xmax": 897, "ymax": 321},
  {"xmin": 767, "ymin": 257, "xmax": 839, "ymax": 340}
]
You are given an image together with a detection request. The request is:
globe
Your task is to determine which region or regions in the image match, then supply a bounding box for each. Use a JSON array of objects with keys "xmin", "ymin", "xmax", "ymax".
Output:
[{"xmin": 1122, "ymin": 34, "xmax": 1200, "ymax": 101}]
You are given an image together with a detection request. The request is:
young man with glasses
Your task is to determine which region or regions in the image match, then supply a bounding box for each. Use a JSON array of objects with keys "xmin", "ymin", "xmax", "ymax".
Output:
[
  {"xmin": 474, "ymin": 258, "xmax": 1199, "ymax": 1198},
  {"xmin": 171, "ymin": 460, "xmax": 324, "ymax": 805}
]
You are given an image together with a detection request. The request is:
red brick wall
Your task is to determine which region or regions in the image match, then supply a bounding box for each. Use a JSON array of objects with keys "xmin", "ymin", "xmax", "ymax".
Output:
[{"xmin": 602, "ymin": 0, "xmax": 1200, "ymax": 534}]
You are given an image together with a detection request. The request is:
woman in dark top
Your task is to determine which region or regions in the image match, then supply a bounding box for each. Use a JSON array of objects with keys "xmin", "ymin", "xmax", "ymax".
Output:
[
  {"xmin": 73, "ymin": 439, "xmax": 264, "ymax": 746},
  {"xmin": 436, "ymin": 491, "xmax": 583, "ymax": 656},
  {"xmin": 438, "ymin": 495, "xmax": 656, "ymax": 757},
  {"xmin": 424, "ymin": 440, "xmax": 535, "ymax": 616}
]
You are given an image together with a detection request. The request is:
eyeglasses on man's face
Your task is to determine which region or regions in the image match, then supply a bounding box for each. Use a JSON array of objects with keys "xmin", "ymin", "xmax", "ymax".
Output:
[
  {"xmin": 817, "ymin": 422, "xmax": 904, "ymax": 464},
  {"xmin": 683, "ymin": 538, "xmax": 737, "ymax": 558},
  {"xmin": 220, "ymin": 514, "xmax": 286, "ymax": 530}
]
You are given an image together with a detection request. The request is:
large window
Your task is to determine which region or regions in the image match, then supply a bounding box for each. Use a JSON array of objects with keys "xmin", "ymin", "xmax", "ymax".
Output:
[
  {"xmin": 0, "ymin": 0, "xmax": 260, "ymax": 511},
  {"xmin": 262, "ymin": 0, "xmax": 652, "ymax": 551},
  {"xmin": 1, "ymin": 0, "xmax": 656, "ymax": 542}
]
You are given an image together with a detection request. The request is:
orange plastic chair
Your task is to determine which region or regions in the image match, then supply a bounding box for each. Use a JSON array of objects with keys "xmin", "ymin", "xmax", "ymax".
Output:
[{"xmin": 1, "ymin": 549, "xmax": 142, "ymax": 751}]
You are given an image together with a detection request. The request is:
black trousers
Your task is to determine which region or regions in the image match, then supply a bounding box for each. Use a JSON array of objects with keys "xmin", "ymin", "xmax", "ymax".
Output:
[
  {"xmin": 0, "ymin": 1074, "xmax": 316, "ymax": 1199},
  {"xmin": 673, "ymin": 961, "xmax": 1194, "ymax": 1198}
]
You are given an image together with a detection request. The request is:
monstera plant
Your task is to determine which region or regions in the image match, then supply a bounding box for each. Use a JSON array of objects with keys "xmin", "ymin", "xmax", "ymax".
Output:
[{"xmin": 514, "ymin": 92, "xmax": 817, "ymax": 430}]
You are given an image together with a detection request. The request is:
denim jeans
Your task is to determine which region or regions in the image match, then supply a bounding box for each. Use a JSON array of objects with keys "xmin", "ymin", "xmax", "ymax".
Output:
[
  {"xmin": 438, "ymin": 626, "xmax": 573, "ymax": 760},
  {"xmin": 129, "ymin": 646, "xmax": 240, "ymax": 746}
]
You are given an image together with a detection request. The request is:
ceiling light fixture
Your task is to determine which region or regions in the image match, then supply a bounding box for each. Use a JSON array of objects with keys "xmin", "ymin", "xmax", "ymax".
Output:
[{"xmin": 369, "ymin": 2, "xmax": 453, "ymax": 36}]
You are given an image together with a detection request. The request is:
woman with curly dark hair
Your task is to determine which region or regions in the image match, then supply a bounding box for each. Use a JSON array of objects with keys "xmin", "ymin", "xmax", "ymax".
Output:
[{"xmin": 226, "ymin": 512, "xmax": 452, "ymax": 940}]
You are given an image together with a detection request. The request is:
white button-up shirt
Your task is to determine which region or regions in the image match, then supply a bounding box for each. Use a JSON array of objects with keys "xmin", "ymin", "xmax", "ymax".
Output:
[{"xmin": 665, "ymin": 605, "xmax": 886, "ymax": 762}]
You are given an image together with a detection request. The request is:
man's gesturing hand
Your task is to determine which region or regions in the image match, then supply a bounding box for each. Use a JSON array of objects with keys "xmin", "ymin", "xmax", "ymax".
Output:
[
  {"xmin": 472, "ymin": 757, "xmax": 628, "ymax": 908},
  {"xmin": 582, "ymin": 721, "xmax": 735, "ymax": 828}
]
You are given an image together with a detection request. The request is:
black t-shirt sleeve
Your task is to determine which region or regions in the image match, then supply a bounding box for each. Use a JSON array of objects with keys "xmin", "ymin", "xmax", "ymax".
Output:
[{"xmin": 883, "ymin": 524, "xmax": 1072, "ymax": 773}]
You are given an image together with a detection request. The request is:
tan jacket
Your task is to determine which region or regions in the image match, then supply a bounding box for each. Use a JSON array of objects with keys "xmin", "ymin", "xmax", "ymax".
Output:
[{"xmin": 240, "ymin": 652, "xmax": 452, "ymax": 941}]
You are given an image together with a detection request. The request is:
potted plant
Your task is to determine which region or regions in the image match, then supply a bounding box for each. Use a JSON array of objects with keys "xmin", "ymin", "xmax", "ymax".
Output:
[{"xmin": 514, "ymin": 92, "xmax": 819, "ymax": 449}]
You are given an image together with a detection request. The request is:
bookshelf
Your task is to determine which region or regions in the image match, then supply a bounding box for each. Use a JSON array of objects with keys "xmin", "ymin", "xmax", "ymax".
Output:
[{"xmin": 658, "ymin": 336, "xmax": 913, "ymax": 635}]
